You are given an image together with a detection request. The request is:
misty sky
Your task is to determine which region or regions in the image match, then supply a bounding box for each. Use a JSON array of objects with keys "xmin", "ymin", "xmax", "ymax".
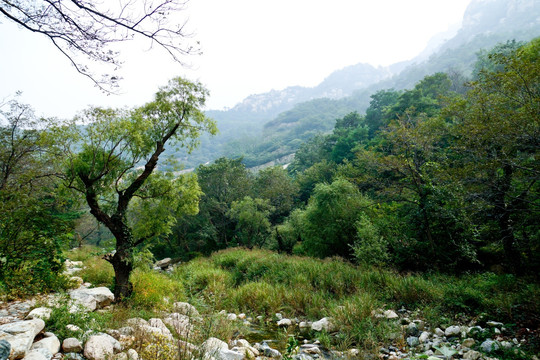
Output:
[{"xmin": 0, "ymin": 0, "xmax": 472, "ymax": 118}]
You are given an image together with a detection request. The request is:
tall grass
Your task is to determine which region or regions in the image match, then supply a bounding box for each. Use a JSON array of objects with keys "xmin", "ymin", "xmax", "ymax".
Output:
[
  {"xmin": 173, "ymin": 248, "xmax": 540, "ymax": 326},
  {"xmin": 62, "ymin": 247, "xmax": 539, "ymax": 354}
]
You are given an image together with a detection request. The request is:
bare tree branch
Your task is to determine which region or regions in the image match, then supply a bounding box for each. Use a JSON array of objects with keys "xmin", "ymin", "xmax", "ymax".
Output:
[{"xmin": 0, "ymin": 0, "xmax": 198, "ymax": 92}]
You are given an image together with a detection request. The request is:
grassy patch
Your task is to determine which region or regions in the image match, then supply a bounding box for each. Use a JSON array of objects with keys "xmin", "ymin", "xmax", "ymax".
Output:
[
  {"xmin": 78, "ymin": 257, "xmax": 114, "ymax": 287},
  {"xmin": 129, "ymin": 269, "xmax": 186, "ymax": 310}
]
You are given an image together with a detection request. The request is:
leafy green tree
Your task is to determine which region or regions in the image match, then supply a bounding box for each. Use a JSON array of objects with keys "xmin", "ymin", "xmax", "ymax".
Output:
[
  {"xmin": 273, "ymin": 208, "xmax": 304, "ymax": 254},
  {"xmin": 365, "ymin": 89, "xmax": 401, "ymax": 137},
  {"xmin": 351, "ymin": 214, "xmax": 388, "ymax": 267},
  {"xmin": 54, "ymin": 77, "xmax": 215, "ymax": 299},
  {"xmin": 287, "ymin": 134, "xmax": 330, "ymax": 175},
  {"xmin": 253, "ymin": 166, "xmax": 298, "ymax": 224},
  {"xmin": 229, "ymin": 197, "xmax": 273, "ymax": 248},
  {"xmin": 295, "ymin": 160, "xmax": 337, "ymax": 203},
  {"xmin": 0, "ymin": 99, "xmax": 75, "ymax": 297},
  {"xmin": 299, "ymin": 179, "xmax": 373, "ymax": 258},
  {"xmin": 447, "ymin": 38, "xmax": 540, "ymax": 273},
  {"xmin": 195, "ymin": 157, "xmax": 253, "ymax": 249},
  {"xmin": 326, "ymin": 112, "xmax": 369, "ymax": 164}
]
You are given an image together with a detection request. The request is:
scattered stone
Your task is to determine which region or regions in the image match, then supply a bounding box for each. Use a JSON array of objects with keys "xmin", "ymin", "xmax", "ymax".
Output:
[
  {"xmin": 480, "ymin": 339, "xmax": 499, "ymax": 353},
  {"xmin": 445, "ymin": 325, "xmax": 461, "ymax": 337},
  {"xmin": 202, "ymin": 337, "xmax": 228, "ymax": 352},
  {"xmin": 406, "ymin": 323, "xmax": 419, "ymax": 337},
  {"xmin": 64, "ymin": 353, "xmax": 85, "ymax": 360},
  {"xmin": 227, "ymin": 313, "xmax": 237, "ymax": 321},
  {"xmin": 127, "ymin": 349, "xmax": 139, "ymax": 360},
  {"xmin": 63, "ymin": 338, "xmax": 83, "ymax": 353},
  {"xmin": 275, "ymin": 313, "xmax": 283, "ymax": 321},
  {"xmin": 238, "ymin": 314, "xmax": 246, "ymax": 320},
  {"xmin": 486, "ymin": 321, "xmax": 503, "ymax": 328},
  {"xmin": 299, "ymin": 322, "xmax": 310, "ymax": 330},
  {"xmin": 114, "ymin": 353, "xmax": 128, "ymax": 360},
  {"xmin": 202, "ymin": 337, "xmax": 244, "ymax": 360},
  {"xmin": 384, "ymin": 310, "xmax": 399, "ymax": 319},
  {"xmin": 501, "ymin": 340, "xmax": 512, "ymax": 349},
  {"xmin": 406, "ymin": 336, "xmax": 419, "ymax": 347},
  {"xmin": 21, "ymin": 348, "xmax": 49, "ymax": 360},
  {"xmin": 148, "ymin": 318, "xmax": 173, "ymax": 339},
  {"xmin": 154, "ymin": 258, "xmax": 172, "ymax": 269},
  {"xmin": 419, "ymin": 331, "xmax": 430, "ymax": 343},
  {"xmin": 84, "ymin": 335, "xmax": 115, "ymax": 360},
  {"xmin": 25, "ymin": 308, "xmax": 52, "ymax": 321},
  {"xmin": 0, "ymin": 340, "xmax": 10, "ymax": 360},
  {"xmin": 463, "ymin": 350, "xmax": 482, "ymax": 360},
  {"xmin": 311, "ymin": 317, "xmax": 335, "ymax": 332},
  {"xmin": 435, "ymin": 328, "xmax": 445, "ymax": 337},
  {"xmin": 62, "ymin": 325, "xmax": 79, "ymax": 334},
  {"xmin": 69, "ymin": 287, "xmax": 114, "ymax": 312},
  {"xmin": 462, "ymin": 338, "xmax": 476, "ymax": 348},
  {"xmin": 230, "ymin": 339, "xmax": 258, "ymax": 357},
  {"xmin": 163, "ymin": 313, "xmax": 193, "ymax": 338},
  {"xmin": 277, "ymin": 319, "xmax": 292, "ymax": 327},
  {"xmin": 347, "ymin": 349, "xmax": 359, "ymax": 357},
  {"xmin": 173, "ymin": 302, "xmax": 200, "ymax": 318},
  {"xmin": 257, "ymin": 342, "xmax": 281, "ymax": 359}
]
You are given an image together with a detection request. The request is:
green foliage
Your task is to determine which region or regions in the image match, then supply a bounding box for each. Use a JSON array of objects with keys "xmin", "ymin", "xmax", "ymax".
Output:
[
  {"xmin": 229, "ymin": 196, "xmax": 273, "ymax": 248},
  {"xmin": 299, "ymin": 179, "xmax": 373, "ymax": 258},
  {"xmin": 252, "ymin": 166, "xmax": 298, "ymax": 224},
  {"xmin": 0, "ymin": 98, "xmax": 76, "ymax": 298},
  {"xmin": 351, "ymin": 215, "xmax": 389, "ymax": 266},
  {"xmin": 365, "ymin": 89, "xmax": 401, "ymax": 136},
  {"xmin": 445, "ymin": 37, "xmax": 540, "ymax": 274},
  {"xmin": 46, "ymin": 300, "xmax": 114, "ymax": 340}
]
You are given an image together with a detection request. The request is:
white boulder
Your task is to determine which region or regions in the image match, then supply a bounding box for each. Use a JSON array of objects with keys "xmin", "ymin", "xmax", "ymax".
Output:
[
  {"xmin": 30, "ymin": 332, "xmax": 60, "ymax": 356},
  {"xmin": 25, "ymin": 308, "xmax": 52, "ymax": 321},
  {"xmin": 173, "ymin": 302, "xmax": 200, "ymax": 317},
  {"xmin": 0, "ymin": 318, "xmax": 45, "ymax": 359},
  {"xmin": 311, "ymin": 317, "xmax": 335, "ymax": 332},
  {"xmin": 62, "ymin": 338, "xmax": 83, "ymax": 353},
  {"xmin": 84, "ymin": 335, "xmax": 115, "ymax": 360}
]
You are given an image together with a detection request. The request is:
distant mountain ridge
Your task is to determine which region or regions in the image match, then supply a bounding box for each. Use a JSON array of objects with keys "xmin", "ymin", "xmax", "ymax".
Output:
[
  {"xmin": 178, "ymin": 0, "xmax": 540, "ymax": 169},
  {"xmin": 229, "ymin": 62, "xmax": 395, "ymax": 117}
]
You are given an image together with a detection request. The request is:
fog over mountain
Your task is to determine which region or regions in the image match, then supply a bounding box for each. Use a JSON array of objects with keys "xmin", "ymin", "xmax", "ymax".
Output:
[{"xmin": 176, "ymin": 0, "xmax": 540, "ymax": 169}]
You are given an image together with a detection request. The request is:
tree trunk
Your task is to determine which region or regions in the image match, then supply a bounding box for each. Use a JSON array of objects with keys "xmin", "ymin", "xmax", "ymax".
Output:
[
  {"xmin": 495, "ymin": 164, "xmax": 522, "ymax": 274},
  {"xmin": 110, "ymin": 249, "xmax": 134, "ymax": 300},
  {"xmin": 103, "ymin": 218, "xmax": 135, "ymax": 300}
]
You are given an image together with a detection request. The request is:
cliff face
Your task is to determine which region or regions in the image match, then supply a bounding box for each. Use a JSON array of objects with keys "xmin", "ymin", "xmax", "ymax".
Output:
[{"xmin": 458, "ymin": 0, "xmax": 540, "ymax": 40}]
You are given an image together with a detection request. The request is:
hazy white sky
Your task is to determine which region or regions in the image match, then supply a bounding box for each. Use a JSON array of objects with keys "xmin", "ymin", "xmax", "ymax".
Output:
[{"xmin": 0, "ymin": 0, "xmax": 472, "ymax": 118}]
